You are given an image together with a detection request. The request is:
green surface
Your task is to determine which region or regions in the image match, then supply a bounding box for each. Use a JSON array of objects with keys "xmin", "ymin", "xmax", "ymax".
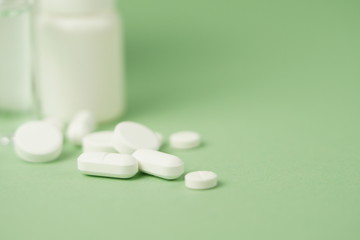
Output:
[{"xmin": 1, "ymin": 0, "xmax": 360, "ymax": 239}]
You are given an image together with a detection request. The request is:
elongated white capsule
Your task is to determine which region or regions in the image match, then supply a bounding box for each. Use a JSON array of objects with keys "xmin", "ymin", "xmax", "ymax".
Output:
[
  {"xmin": 132, "ymin": 149, "xmax": 184, "ymax": 180},
  {"xmin": 77, "ymin": 152, "xmax": 138, "ymax": 179},
  {"xmin": 67, "ymin": 110, "xmax": 97, "ymax": 145}
]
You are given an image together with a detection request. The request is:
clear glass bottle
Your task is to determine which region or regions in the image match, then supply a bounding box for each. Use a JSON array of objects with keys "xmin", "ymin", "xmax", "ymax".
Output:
[{"xmin": 0, "ymin": 0, "xmax": 34, "ymax": 138}]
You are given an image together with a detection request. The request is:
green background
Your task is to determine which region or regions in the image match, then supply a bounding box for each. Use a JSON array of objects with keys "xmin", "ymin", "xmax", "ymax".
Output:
[{"xmin": 1, "ymin": 0, "xmax": 360, "ymax": 239}]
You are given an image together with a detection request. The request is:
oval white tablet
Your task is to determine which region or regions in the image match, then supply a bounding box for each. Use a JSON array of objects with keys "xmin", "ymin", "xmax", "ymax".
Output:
[
  {"xmin": 78, "ymin": 152, "xmax": 138, "ymax": 178},
  {"xmin": 133, "ymin": 149, "xmax": 184, "ymax": 180},
  {"xmin": 67, "ymin": 110, "xmax": 97, "ymax": 145},
  {"xmin": 170, "ymin": 131, "xmax": 201, "ymax": 149},
  {"xmin": 113, "ymin": 121, "xmax": 160, "ymax": 154},
  {"xmin": 185, "ymin": 171, "xmax": 218, "ymax": 190},
  {"xmin": 13, "ymin": 121, "xmax": 63, "ymax": 162},
  {"xmin": 82, "ymin": 131, "xmax": 115, "ymax": 153}
]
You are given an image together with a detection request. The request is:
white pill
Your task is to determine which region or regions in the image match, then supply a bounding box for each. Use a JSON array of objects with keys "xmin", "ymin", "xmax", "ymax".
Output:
[
  {"xmin": 185, "ymin": 171, "xmax": 218, "ymax": 190},
  {"xmin": 43, "ymin": 117, "xmax": 65, "ymax": 132},
  {"xmin": 13, "ymin": 121, "xmax": 63, "ymax": 162},
  {"xmin": 78, "ymin": 152, "xmax": 138, "ymax": 178},
  {"xmin": 67, "ymin": 110, "xmax": 97, "ymax": 145},
  {"xmin": 82, "ymin": 131, "xmax": 116, "ymax": 153},
  {"xmin": 133, "ymin": 149, "xmax": 184, "ymax": 180},
  {"xmin": 113, "ymin": 121, "xmax": 160, "ymax": 154},
  {"xmin": 0, "ymin": 136, "xmax": 11, "ymax": 146},
  {"xmin": 155, "ymin": 132, "xmax": 164, "ymax": 146},
  {"xmin": 170, "ymin": 131, "xmax": 201, "ymax": 149}
]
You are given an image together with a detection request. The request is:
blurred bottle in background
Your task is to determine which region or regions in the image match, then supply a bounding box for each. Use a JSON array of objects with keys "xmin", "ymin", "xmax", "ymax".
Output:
[
  {"xmin": 0, "ymin": 0, "xmax": 33, "ymax": 115},
  {"xmin": 0, "ymin": 0, "xmax": 34, "ymax": 138},
  {"xmin": 35, "ymin": 0, "xmax": 125, "ymax": 123}
]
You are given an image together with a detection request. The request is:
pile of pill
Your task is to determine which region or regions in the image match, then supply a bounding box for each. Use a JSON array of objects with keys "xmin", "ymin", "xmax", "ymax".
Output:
[{"xmin": 12, "ymin": 110, "xmax": 218, "ymax": 190}]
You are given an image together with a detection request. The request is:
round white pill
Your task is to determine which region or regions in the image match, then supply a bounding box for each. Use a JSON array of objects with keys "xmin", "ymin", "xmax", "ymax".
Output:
[
  {"xmin": 185, "ymin": 171, "xmax": 218, "ymax": 190},
  {"xmin": 82, "ymin": 131, "xmax": 115, "ymax": 153},
  {"xmin": 67, "ymin": 110, "xmax": 97, "ymax": 145},
  {"xmin": 113, "ymin": 121, "xmax": 160, "ymax": 154},
  {"xmin": 0, "ymin": 136, "xmax": 11, "ymax": 146},
  {"xmin": 13, "ymin": 121, "xmax": 63, "ymax": 162},
  {"xmin": 170, "ymin": 131, "xmax": 201, "ymax": 149}
]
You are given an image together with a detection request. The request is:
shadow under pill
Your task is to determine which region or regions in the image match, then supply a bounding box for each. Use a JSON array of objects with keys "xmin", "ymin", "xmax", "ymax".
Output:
[{"xmin": 82, "ymin": 171, "xmax": 144, "ymax": 181}]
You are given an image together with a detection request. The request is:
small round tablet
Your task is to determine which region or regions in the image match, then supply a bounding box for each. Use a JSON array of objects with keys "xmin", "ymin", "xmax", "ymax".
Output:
[
  {"xmin": 185, "ymin": 171, "xmax": 217, "ymax": 190},
  {"xmin": 170, "ymin": 131, "xmax": 201, "ymax": 149},
  {"xmin": 13, "ymin": 121, "xmax": 63, "ymax": 163},
  {"xmin": 113, "ymin": 121, "xmax": 160, "ymax": 154},
  {"xmin": 82, "ymin": 131, "xmax": 115, "ymax": 152},
  {"xmin": 0, "ymin": 136, "xmax": 11, "ymax": 146}
]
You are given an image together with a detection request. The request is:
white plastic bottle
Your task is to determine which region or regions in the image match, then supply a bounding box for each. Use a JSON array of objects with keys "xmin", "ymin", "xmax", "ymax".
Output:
[
  {"xmin": 35, "ymin": 0, "xmax": 125, "ymax": 123},
  {"xmin": 0, "ymin": 0, "xmax": 33, "ymax": 113}
]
